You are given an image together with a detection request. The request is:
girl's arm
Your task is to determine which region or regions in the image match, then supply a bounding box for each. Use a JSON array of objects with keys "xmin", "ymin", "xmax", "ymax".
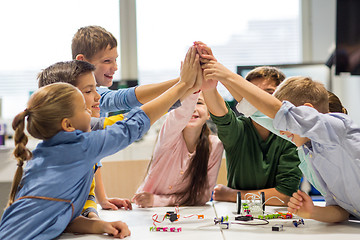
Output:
[
  {"xmin": 135, "ymin": 78, "xmax": 179, "ymax": 104},
  {"xmin": 132, "ymin": 192, "xmax": 177, "ymax": 208},
  {"xmin": 156, "ymin": 93, "xmax": 199, "ymax": 149},
  {"xmin": 202, "ymin": 61, "xmax": 282, "ymax": 119},
  {"xmin": 141, "ymin": 47, "xmax": 199, "ymax": 125},
  {"xmin": 65, "ymin": 216, "xmax": 131, "ymax": 238}
]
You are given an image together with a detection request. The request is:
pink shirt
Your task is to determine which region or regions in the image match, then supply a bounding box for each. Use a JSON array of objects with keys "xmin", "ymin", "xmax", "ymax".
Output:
[{"xmin": 137, "ymin": 93, "xmax": 224, "ymax": 206}]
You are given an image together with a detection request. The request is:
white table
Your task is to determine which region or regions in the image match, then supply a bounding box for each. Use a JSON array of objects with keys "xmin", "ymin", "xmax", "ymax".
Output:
[
  {"xmin": 59, "ymin": 202, "xmax": 223, "ymax": 239},
  {"xmin": 58, "ymin": 201, "xmax": 360, "ymax": 239},
  {"xmin": 213, "ymin": 201, "xmax": 360, "ymax": 240}
]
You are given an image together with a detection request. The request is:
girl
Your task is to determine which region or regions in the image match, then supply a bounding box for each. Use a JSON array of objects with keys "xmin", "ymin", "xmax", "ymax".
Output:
[
  {"xmin": 0, "ymin": 46, "xmax": 200, "ymax": 239},
  {"xmin": 132, "ymin": 92, "xmax": 224, "ymax": 207}
]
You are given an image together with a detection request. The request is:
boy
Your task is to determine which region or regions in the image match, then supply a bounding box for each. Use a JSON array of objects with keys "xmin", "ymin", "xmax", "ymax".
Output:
[
  {"xmin": 194, "ymin": 42, "xmax": 301, "ymax": 206},
  {"xmin": 201, "ymin": 57, "xmax": 360, "ymax": 222},
  {"xmin": 71, "ymin": 26, "xmax": 182, "ymax": 214},
  {"xmin": 38, "ymin": 60, "xmax": 132, "ymax": 219},
  {"xmin": 71, "ymin": 25, "xmax": 180, "ymax": 117}
]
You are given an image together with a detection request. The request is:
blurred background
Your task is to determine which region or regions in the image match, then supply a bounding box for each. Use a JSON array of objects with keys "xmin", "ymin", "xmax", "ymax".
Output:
[{"xmin": 1, "ymin": 0, "xmax": 359, "ymax": 215}]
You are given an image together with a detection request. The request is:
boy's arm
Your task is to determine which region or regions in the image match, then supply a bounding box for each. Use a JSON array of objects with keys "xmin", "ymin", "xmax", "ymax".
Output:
[
  {"xmin": 135, "ymin": 78, "xmax": 179, "ymax": 104},
  {"xmin": 288, "ymin": 190, "xmax": 350, "ymax": 222},
  {"xmin": 202, "ymin": 88, "xmax": 228, "ymax": 117},
  {"xmin": 241, "ymin": 188, "xmax": 290, "ymax": 206},
  {"xmin": 98, "ymin": 87, "xmax": 141, "ymax": 113},
  {"xmin": 311, "ymin": 205, "xmax": 350, "ymax": 222},
  {"xmin": 202, "ymin": 61, "xmax": 282, "ymax": 118}
]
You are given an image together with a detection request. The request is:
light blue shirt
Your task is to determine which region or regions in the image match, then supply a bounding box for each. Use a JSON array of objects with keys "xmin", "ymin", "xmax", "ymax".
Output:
[
  {"xmin": 273, "ymin": 101, "xmax": 360, "ymax": 219},
  {"xmin": 250, "ymin": 109, "xmax": 327, "ymax": 196},
  {"xmin": 97, "ymin": 86, "xmax": 141, "ymax": 117},
  {"xmin": 0, "ymin": 108, "xmax": 150, "ymax": 240}
]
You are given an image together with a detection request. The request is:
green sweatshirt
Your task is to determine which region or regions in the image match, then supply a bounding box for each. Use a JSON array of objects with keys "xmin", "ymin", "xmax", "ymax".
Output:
[{"xmin": 210, "ymin": 103, "xmax": 301, "ymax": 196}]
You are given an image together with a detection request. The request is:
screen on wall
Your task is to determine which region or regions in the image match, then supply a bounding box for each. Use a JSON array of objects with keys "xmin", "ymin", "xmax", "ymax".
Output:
[{"xmin": 335, "ymin": 0, "xmax": 360, "ymax": 75}]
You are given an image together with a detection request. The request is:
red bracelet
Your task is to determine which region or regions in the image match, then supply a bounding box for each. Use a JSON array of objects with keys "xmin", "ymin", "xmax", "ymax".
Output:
[{"xmin": 193, "ymin": 90, "xmax": 201, "ymax": 94}]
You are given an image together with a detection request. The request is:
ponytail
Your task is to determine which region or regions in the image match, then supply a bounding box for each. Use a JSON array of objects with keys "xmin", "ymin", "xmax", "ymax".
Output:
[{"xmin": 7, "ymin": 110, "xmax": 33, "ymax": 207}]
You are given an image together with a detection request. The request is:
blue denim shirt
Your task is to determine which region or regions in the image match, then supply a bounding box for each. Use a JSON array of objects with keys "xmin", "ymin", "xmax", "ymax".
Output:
[
  {"xmin": 0, "ymin": 108, "xmax": 150, "ymax": 240},
  {"xmin": 97, "ymin": 86, "xmax": 141, "ymax": 117}
]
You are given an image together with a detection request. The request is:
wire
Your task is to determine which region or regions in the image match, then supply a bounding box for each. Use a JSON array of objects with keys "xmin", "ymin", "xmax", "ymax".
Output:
[
  {"xmin": 262, "ymin": 196, "xmax": 285, "ymax": 206},
  {"xmin": 231, "ymin": 217, "xmax": 269, "ymax": 226}
]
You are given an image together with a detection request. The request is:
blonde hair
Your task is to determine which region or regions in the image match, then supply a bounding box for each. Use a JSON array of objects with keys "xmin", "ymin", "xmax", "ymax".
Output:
[
  {"xmin": 274, "ymin": 76, "xmax": 329, "ymax": 113},
  {"xmin": 7, "ymin": 83, "xmax": 79, "ymax": 207},
  {"xmin": 71, "ymin": 25, "xmax": 117, "ymax": 60},
  {"xmin": 246, "ymin": 66, "xmax": 286, "ymax": 86}
]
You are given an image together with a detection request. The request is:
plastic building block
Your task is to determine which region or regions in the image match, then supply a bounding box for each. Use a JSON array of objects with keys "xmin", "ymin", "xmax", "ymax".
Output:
[{"xmin": 272, "ymin": 224, "xmax": 283, "ymax": 231}]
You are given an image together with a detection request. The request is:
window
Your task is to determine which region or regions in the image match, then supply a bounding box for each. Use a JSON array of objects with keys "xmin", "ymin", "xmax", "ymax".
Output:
[
  {"xmin": 136, "ymin": 0, "xmax": 301, "ymax": 100},
  {"xmin": 0, "ymin": 0, "xmax": 120, "ymax": 120}
]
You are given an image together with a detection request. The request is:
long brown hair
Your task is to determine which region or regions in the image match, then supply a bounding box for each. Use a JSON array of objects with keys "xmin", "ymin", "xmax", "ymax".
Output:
[
  {"xmin": 7, "ymin": 83, "xmax": 79, "ymax": 207},
  {"xmin": 177, "ymin": 123, "xmax": 211, "ymax": 206}
]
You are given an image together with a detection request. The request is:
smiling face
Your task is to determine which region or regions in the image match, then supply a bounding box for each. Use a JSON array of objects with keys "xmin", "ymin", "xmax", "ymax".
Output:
[
  {"xmin": 76, "ymin": 72, "xmax": 101, "ymax": 117},
  {"xmin": 86, "ymin": 45, "xmax": 118, "ymax": 87},
  {"xmin": 186, "ymin": 94, "xmax": 210, "ymax": 129},
  {"xmin": 279, "ymin": 130, "xmax": 309, "ymax": 147},
  {"xmin": 68, "ymin": 90, "xmax": 92, "ymax": 132}
]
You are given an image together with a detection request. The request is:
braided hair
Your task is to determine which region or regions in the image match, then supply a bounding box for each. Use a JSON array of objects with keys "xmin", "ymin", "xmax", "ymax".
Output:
[{"xmin": 6, "ymin": 83, "xmax": 79, "ymax": 207}]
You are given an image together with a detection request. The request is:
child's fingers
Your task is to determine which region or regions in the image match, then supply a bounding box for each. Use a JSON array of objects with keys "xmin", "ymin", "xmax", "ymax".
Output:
[
  {"xmin": 287, "ymin": 198, "xmax": 302, "ymax": 210},
  {"xmin": 189, "ymin": 47, "xmax": 197, "ymax": 66},
  {"xmin": 291, "ymin": 190, "xmax": 303, "ymax": 202},
  {"xmin": 194, "ymin": 41, "xmax": 205, "ymax": 46},
  {"xmin": 111, "ymin": 222, "xmax": 131, "ymax": 239},
  {"xmin": 296, "ymin": 190, "xmax": 311, "ymax": 201},
  {"xmin": 131, "ymin": 194, "xmax": 139, "ymax": 203},
  {"xmin": 125, "ymin": 200, "xmax": 132, "ymax": 210},
  {"xmin": 287, "ymin": 206, "xmax": 298, "ymax": 214},
  {"xmin": 184, "ymin": 47, "xmax": 192, "ymax": 65},
  {"xmin": 109, "ymin": 203, "xmax": 118, "ymax": 210},
  {"xmin": 203, "ymin": 69, "xmax": 215, "ymax": 80},
  {"xmin": 200, "ymin": 53, "xmax": 216, "ymax": 60}
]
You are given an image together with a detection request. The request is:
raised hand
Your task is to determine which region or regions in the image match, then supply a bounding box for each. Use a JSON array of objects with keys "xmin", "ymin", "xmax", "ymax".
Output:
[
  {"xmin": 194, "ymin": 41, "xmax": 217, "ymax": 64},
  {"xmin": 202, "ymin": 60, "xmax": 235, "ymax": 83},
  {"xmin": 180, "ymin": 46, "xmax": 200, "ymax": 89}
]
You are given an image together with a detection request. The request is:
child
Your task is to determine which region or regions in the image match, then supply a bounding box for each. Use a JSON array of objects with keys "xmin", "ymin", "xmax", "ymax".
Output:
[
  {"xmin": 71, "ymin": 25, "xmax": 181, "ymax": 212},
  {"xmin": 132, "ymin": 92, "xmax": 224, "ymax": 207},
  {"xmin": 72, "ymin": 25, "xmax": 180, "ymax": 117},
  {"xmin": 194, "ymin": 42, "xmax": 301, "ymax": 206},
  {"xmin": 200, "ymin": 53, "xmax": 360, "ymax": 222},
  {"xmin": 0, "ymin": 46, "xmax": 201, "ymax": 239},
  {"xmin": 38, "ymin": 60, "xmax": 131, "ymax": 218}
]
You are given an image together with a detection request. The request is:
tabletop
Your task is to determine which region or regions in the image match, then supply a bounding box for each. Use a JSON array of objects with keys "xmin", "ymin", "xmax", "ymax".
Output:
[{"xmin": 58, "ymin": 201, "xmax": 360, "ymax": 240}]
